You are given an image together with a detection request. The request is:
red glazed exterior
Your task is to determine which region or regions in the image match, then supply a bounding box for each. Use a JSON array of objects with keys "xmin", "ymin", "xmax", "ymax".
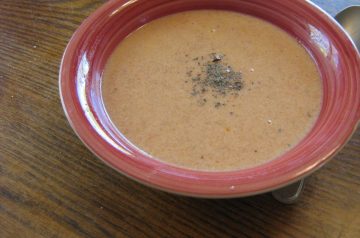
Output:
[{"xmin": 59, "ymin": 0, "xmax": 360, "ymax": 197}]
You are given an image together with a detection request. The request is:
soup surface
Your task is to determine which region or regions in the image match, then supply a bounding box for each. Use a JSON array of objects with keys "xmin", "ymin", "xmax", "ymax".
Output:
[{"xmin": 102, "ymin": 10, "xmax": 322, "ymax": 171}]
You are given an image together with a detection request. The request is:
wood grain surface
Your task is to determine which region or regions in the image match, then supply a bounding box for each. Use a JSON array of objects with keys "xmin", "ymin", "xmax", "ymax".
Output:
[{"xmin": 1, "ymin": 0, "xmax": 359, "ymax": 237}]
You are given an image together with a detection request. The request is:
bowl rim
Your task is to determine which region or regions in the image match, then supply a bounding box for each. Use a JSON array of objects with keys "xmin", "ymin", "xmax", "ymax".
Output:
[{"xmin": 59, "ymin": 0, "xmax": 360, "ymax": 198}]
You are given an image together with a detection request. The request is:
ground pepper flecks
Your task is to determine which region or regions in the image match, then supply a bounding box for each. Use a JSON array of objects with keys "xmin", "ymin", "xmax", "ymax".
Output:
[{"xmin": 186, "ymin": 53, "xmax": 243, "ymax": 107}]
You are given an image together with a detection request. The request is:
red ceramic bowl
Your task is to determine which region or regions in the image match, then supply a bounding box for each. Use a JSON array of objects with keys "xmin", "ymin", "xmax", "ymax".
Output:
[{"xmin": 59, "ymin": 0, "xmax": 360, "ymax": 198}]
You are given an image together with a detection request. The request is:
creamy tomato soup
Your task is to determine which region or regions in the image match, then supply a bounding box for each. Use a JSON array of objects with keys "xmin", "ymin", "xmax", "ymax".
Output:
[{"xmin": 102, "ymin": 10, "xmax": 322, "ymax": 171}]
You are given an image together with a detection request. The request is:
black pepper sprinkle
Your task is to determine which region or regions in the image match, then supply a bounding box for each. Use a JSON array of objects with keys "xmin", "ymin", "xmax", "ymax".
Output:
[
  {"xmin": 192, "ymin": 76, "xmax": 200, "ymax": 81},
  {"xmin": 215, "ymin": 102, "xmax": 222, "ymax": 108},
  {"xmin": 211, "ymin": 53, "xmax": 223, "ymax": 62},
  {"xmin": 186, "ymin": 53, "xmax": 243, "ymax": 108},
  {"xmin": 191, "ymin": 88, "xmax": 199, "ymax": 96}
]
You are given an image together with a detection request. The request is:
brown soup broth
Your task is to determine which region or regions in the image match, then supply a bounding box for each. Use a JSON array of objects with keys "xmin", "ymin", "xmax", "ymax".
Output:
[{"xmin": 102, "ymin": 10, "xmax": 322, "ymax": 171}]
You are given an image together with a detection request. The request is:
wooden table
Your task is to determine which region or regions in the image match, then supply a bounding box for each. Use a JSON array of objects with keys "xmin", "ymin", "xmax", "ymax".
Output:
[{"xmin": 1, "ymin": 1, "xmax": 359, "ymax": 237}]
